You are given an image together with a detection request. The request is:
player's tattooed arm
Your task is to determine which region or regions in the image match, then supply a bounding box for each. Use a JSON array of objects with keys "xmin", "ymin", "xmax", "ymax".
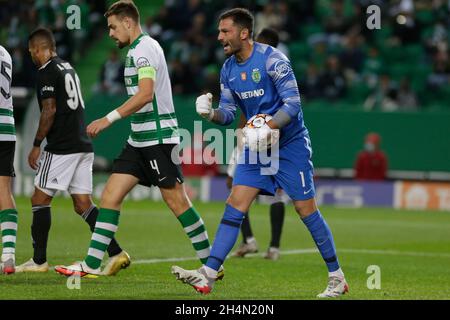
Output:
[
  {"xmin": 35, "ymin": 98, "xmax": 57, "ymax": 142},
  {"xmin": 28, "ymin": 98, "xmax": 56, "ymax": 170}
]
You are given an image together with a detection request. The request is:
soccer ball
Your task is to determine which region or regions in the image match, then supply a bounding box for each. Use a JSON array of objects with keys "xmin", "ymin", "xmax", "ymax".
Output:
[
  {"xmin": 245, "ymin": 113, "xmax": 273, "ymax": 129},
  {"xmin": 243, "ymin": 114, "xmax": 278, "ymax": 152}
]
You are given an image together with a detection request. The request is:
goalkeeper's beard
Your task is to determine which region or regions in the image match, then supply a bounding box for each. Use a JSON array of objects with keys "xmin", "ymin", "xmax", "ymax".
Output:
[{"xmin": 225, "ymin": 41, "xmax": 236, "ymax": 57}]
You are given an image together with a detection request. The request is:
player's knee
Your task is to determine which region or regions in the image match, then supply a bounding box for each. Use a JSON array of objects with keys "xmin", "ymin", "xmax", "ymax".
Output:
[
  {"xmin": 30, "ymin": 194, "xmax": 36, "ymax": 206},
  {"xmin": 294, "ymin": 199, "xmax": 317, "ymax": 218},
  {"xmin": 0, "ymin": 184, "xmax": 11, "ymax": 200},
  {"xmin": 0, "ymin": 181, "xmax": 11, "ymax": 193},
  {"xmin": 226, "ymin": 194, "xmax": 250, "ymax": 213},
  {"xmin": 163, "ymin": 195, "xmax": 177, "ymax": 212},
  {"xmin": 160, "ymin": 183, "xmax": 191, "ymax": 214},
  {"xmin": 100, "ymin": 186, "xmax": 122, "ymax": 208},
  {"xmin": 164, "ymin": 191, "xmax": 189, "ymax": 214},
  {"xmin": 73, "ymin": 199, "xmax": 92, "ymax": 215},
  {"xmin": 0, "ymin": 188, "xmax": 13, "ymax": 210},
  {"xmin": 73, "ymin": 204, "xmax": 84, "ymax": 215},
  {"xmin": 31, "ymin": 191, "xmax": 50, "ymax": 206}
]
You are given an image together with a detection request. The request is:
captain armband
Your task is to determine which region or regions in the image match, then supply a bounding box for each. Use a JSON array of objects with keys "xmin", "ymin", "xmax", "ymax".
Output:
[{"xmin": 138, "ymin": 66, "xmax": 156, "ymax": 81}]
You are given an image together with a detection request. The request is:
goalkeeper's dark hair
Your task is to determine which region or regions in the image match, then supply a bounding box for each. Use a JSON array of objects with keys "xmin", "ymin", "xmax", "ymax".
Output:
[
  {"xmin": 28, "ymin": 27, "xmax": 56, "ymax": 50},
  {"xmin": 105, "ymin": 0, "xmax": 140, "ymax": 23},
  {"xmin": 256, "ymin": 28, "xmax": 279, "ymax": 48},
  {"xmin": 219, "ymin": 8, "xmax": 254, "ymax": 37}
]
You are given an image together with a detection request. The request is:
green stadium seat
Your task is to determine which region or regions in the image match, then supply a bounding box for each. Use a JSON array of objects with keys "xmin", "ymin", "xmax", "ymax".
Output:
[
  {"xmin": 299, "ymin": 23, "xmax": 324, "ymax": 40},
  {"xmin": 374, "ymin": 26, "xmax": 393, "ymax": 46},
  {"xmin": 347, "ymin": 83, "xmax": 371, "ymax": 103},
  {"xmin": 389, "ymin": 64, "xmax": 411, "ymax": 81},
  {"xmin": 411, "ymin": 65, "xmax": 432, "ymax": 93},
  {"xmin": 315, "ymin": 0, "xmax": 333, "ymax": 19},
  {"xmin": 289, "ymin": 42, "xmax": 310, "ymax": 60},
  {"xmin": 403, "ymin": 44, "xmax": 424, "ymax": 62},
  {"xmin": 416, "ymin": 9, "xmax": 436, "ymax": 26}
]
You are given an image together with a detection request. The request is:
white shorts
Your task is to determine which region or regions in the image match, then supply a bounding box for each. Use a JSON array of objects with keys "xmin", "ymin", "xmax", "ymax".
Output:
[{"xmin": 34, "ymin": 151, "xmax": 94, "ymax": 197}]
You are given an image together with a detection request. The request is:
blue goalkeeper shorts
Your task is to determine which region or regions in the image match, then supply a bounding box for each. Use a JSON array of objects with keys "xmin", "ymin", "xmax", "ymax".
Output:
[{"xmin": 233, "ymin": 135, "xmax": 316, "ymax": 201}]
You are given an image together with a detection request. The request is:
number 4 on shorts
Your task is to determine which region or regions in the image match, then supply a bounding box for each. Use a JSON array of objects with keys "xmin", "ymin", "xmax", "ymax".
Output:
[{"xmin": 149, "ymin": 160, "xmax": 160, "ymax": 175}]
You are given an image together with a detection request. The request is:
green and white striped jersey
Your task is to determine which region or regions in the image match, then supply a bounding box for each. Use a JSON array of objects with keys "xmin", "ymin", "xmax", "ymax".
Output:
[
  {"xmin": 124, "ymin": 33, "xmax": 179, "ymax": 147},
  {"xmin": 0, "ymin": 45, "xmax": 15, "ymax": 142}
]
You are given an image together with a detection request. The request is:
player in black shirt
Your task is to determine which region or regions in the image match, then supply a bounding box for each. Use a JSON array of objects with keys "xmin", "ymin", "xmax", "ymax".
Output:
[
  {"xmin": 34, "ymin": 55, "xmax": 93, "ymax": 155},
  {"xmin": 16, "ymin": 28, "xmax": 130, "ymax": 275}
]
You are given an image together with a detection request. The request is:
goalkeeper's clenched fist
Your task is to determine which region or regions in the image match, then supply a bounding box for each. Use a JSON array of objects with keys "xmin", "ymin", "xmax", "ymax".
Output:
[
  {"xmin": 242, "ymin": 122, "xmax": 279, "ymax": 152},
  {"xmin": 196, "ymin": 93, "xmax": 214, "ymax": 121}
]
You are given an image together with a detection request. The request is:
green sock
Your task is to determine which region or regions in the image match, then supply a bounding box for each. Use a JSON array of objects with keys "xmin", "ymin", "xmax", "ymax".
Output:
[
  {"xmin": 0, "ymin": 209, "xmax": 18, "ymax": 262},
  {"xmin": 178, "ymin": 207, "xmax": 211, "ymax": 264},
  {"xmin": 85, "ymin": 208, "xmax": 120, "ymax": 269}
]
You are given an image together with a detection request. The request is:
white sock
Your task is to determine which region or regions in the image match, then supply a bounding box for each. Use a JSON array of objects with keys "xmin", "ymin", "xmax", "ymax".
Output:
[
  {"xmin": 1, "ymin": 253, "xmax": 14, "ymax": 263},
  {"xmin": 203, "ymin": 265, "xmax": 218, "ymax": 279},
  {"xmin": 246, "ymin": 236, "xmax": 256, "ymax": 243},
  {"xmin": 82, "ymin": 261, "xmax": 98, "ymax": 272},
  {"xmin": 329, "ymin": 268, "xmax": 344, "ymax": 279}
]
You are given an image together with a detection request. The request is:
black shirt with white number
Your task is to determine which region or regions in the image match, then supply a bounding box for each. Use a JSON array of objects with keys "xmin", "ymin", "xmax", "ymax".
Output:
[{"xmin": 36, "ymin": 56, "xmax": 93, "ymax": 154}]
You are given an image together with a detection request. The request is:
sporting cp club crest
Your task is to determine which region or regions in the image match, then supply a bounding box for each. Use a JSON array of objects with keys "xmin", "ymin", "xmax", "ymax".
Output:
[{"xmin": 251, "ymin": 68, "xmax": 261, "ymax": 83}]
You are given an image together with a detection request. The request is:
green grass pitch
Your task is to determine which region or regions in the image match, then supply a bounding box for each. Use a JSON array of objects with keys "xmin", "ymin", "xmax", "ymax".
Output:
[{"xmin": 1, "ymin": 196, "xmax": 449, "ymax": 300}]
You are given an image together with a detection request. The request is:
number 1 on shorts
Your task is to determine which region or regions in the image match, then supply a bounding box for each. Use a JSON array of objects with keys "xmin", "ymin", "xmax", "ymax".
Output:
[{"xmin": 300, "ymin": 171, "xmax": 306, "ymax": 188}]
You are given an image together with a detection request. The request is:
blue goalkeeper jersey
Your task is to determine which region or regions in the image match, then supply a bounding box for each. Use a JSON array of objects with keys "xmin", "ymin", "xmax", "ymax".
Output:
[{"xmin": 217, "ymin": 42, "xmax": 308, "ymax": 146}]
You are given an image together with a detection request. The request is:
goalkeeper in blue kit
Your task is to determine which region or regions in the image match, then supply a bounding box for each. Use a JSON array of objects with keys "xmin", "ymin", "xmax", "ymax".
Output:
[{"xmin": 172, "ymin": 8, "xmax": 348, "ymax": 298}]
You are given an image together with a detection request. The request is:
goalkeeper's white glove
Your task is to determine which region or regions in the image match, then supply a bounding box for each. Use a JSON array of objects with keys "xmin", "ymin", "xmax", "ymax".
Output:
[
  {"xmin": 196, "ymin": 93, "xmax": 214, "ymax": 121},
  {"xmin": 242, "ymin": 124, "xmax": 279, "ymax": 152}
]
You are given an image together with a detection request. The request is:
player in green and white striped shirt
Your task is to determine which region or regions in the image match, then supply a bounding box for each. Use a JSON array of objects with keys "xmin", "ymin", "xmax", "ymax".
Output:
[
  {"xmin": 55, "ymin": 1, "xmax": 223, "ymax": 280},
  {"xmin": 0, "ymin": 45, "xmax": 18, "ymax": 274},
  {"xmin": 124, "ymin": 32, "xmax": 179, "ymax": 147}
]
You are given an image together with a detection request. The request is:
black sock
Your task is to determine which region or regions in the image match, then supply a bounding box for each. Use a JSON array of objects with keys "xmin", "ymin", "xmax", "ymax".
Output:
[
  {"xmin": 269, "ymin": 202, "xmax": 285, "ymax": 248},
  {"xmin": 82, "ymin": 205, "xmax": 122, "ymax": 257},
  {"xmin": 31, "ymin": 205, "xmax": 51, "ymax": 264},
  {"xmin": 240, "ymin": 212, "xmax": 253, "ymax": 243}
]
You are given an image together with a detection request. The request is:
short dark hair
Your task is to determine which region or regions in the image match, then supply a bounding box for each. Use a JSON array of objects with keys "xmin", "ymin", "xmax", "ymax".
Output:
[
  {"xmin": 104, "ymin": 0, "xmax": 140, "ymax": 23},
  {"xmin": 256, "ymin": 28, "xmax": 279, "ymax": 47},
  {"xmin": 219, "ymin": 8, "xmax": 254, "ymax": 37},
  {"xmin": 28, "ymin": 27, "xmax": 56, "ymax": 50}
]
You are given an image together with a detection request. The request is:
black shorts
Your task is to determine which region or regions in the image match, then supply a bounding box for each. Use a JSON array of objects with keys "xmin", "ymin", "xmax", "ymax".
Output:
[
  {"xmin": 112, "ymin": 143, "xmax": 184, "ymax": 188},
  {"xmin": 0, "ymin": 141, "xmax": 15, "ymax": 177}
]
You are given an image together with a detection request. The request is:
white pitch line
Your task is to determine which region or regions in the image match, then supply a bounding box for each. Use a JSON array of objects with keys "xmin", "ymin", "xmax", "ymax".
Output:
[
  {"xmin": 132, "ymin": 248, "xmax": 450, "ymax": 265},
  {"xmin": 339, "ymin": 248, "xmax": 450, "ymax": 258}
]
